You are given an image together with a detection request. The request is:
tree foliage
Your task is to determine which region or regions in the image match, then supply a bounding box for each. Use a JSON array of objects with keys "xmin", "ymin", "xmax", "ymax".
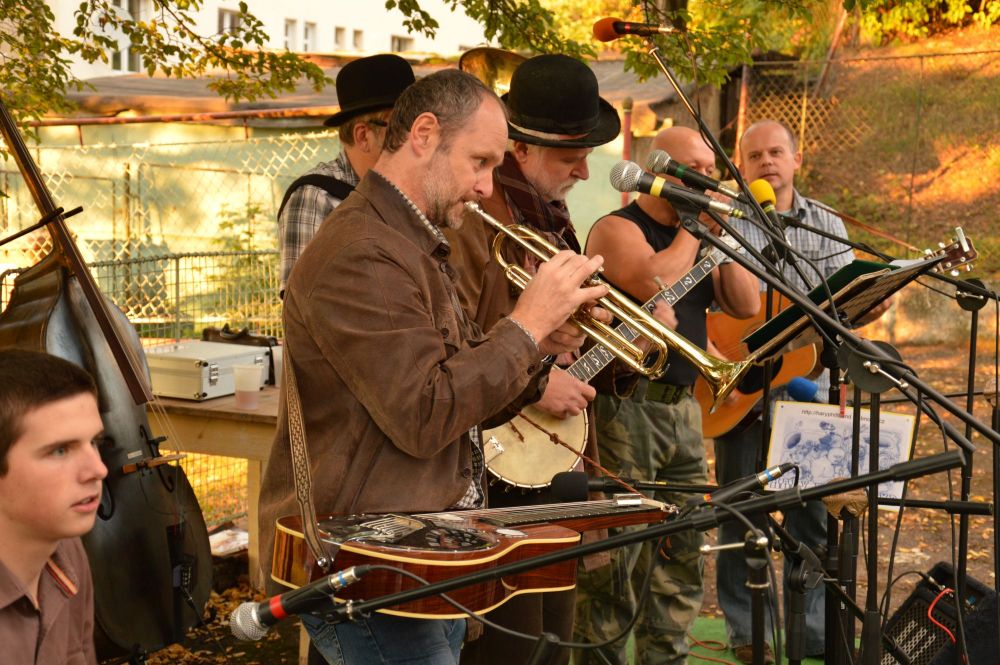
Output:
[
  {"xmin": 0, "ymin": 0, "xmax": 329, "ymax": 125},
  {"xmin": 854, "ymin": 0, "xmax": 1000, "ymax": 43},
  {"xmin": 0, "ymin": 0, "xmax": 994, "ymax": 132}
]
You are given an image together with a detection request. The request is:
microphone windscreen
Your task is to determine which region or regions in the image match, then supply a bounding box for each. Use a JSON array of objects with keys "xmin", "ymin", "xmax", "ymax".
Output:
[
  {"xmin": 787, "ymin": 376, "xmax": 819, "ymax": 403},
  {"xmin": 230, "ymin": 603, "xmax": 267, "ymax": 641},
  {"xmin": 748, "ymin": 179, "xmax": 776, "ymax": 206},
  {"xmin": 593, "ymin": 17, "xmax": 621, "ymax": 42},
  {"xmin": 609, "ymin": 160, "xmax": 642, "ymax": 193},
  {"xmin": 550, "ymin": 471, "xmax": 590, "ymax": 502},
  {"xmin": 646, "ymin": 149, "xmax": 670, "ymax": 172}
]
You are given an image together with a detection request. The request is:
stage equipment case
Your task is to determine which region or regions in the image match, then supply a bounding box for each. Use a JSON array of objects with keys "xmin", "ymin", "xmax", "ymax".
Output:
[{"xmin": 146, "ymin": 340, "xmax": 268, "ymax": 400}]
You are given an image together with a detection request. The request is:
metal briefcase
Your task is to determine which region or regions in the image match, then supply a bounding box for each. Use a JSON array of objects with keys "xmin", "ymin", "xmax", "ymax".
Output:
[{"xmin": 146, "ymin": 340, "xmax": 269, "ymax": 401}]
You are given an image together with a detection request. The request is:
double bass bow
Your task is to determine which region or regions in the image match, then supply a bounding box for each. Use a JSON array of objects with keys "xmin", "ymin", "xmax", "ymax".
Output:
[{"xmin": 0, "ymin": 99, "xmax": 213, "ymax": 661}]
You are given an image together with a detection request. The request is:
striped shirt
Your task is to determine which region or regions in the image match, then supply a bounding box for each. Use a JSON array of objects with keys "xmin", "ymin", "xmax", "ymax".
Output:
[{"xmin": 730, "ymin": 189, "xmax": 855, "ymax": 393}]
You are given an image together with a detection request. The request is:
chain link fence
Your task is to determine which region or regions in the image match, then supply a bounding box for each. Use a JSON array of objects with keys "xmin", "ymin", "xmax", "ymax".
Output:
[
  {"xmin": 0, "ymin": 249, "xmax": 279, "ymax": 530},
  {"xmin": 739, "ymin": 50, "xmax": 1000, "ymax": 263},
  {"xmin": 0, "ymin": 134, "xmax": 319, "ymax": 531}
]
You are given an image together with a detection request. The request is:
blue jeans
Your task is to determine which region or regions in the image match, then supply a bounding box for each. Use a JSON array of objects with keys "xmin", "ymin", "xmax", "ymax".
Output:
[
  {"xmin": 714, "ymin": 419, "xmax": 827, "ymax": 655},
  {"xmin": 300, "ymin": 611, "xmax": 466, "ymax": 665}
]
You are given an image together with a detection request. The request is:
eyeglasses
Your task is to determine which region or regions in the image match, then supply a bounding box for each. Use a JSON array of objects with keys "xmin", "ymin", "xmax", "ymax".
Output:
[{"xmin": 367, "ymin": 119, "xmax": 389, "ymax": 128}]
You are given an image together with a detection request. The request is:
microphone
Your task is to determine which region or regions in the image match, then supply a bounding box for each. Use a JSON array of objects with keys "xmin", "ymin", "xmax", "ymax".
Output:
[
  {"xmin": 593, "ymin": 17, "xmax": 674, "ymax": 42},
  {"xmin": 748, "ymin": 179, "xmax": 784, "ymax": 231},
  {"xmin": 646, "ymin": 150, "xmax": 744, "ymax": 200},
  {"xmin": 786, "ymin": 377, "xmax": 825, "ymax": 403},
  {"xmin": 749, "ymin": 178, "xmax": 795, "ymax": 264},
  {"xmin": 550, "ymin": 471, "xmax": 718, "ymax": 502},
  {"xmin": 610, "ymin": 160, "xmax": 745, "ymax": 219},
  {"xmin": 229, "ymin": 566, "xmax": 370, "ymax": 641},
  {"xmin": 688, "ymin": 463, "xmax": 795, "ymax": 506}
]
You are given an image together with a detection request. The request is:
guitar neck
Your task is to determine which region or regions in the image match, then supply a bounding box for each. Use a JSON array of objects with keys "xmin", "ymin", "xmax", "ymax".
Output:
[
  {"xmin": 417, "ymin": 497, "xmax": 672, "ymax": 533},
  {"xmin": 567, "ymin": 252, "xmax": 724, "ymax": 384}
]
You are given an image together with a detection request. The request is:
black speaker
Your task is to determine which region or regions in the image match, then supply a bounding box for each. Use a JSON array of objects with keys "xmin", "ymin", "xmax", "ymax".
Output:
[{"xmin": 881, "ymin": 561, "xmax": 996, "ymax": 665}]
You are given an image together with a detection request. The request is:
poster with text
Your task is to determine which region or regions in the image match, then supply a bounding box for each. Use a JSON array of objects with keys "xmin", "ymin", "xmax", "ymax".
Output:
[{"xmin": 765, "ymin": 401, "xmax": 916, "ymax": 505}]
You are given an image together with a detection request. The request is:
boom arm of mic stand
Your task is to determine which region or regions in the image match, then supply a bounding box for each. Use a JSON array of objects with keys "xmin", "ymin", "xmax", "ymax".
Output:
[
  {"xmin": 641, "ymin": 40, "xmax": 780, "ymax": 241},
  {"xmin": 679, "ymin": 216, "xmax": 993, "ymax": 451},
  {"xmin": 322, "ymin": 451, "xmax": 964, "ymax": 625}
]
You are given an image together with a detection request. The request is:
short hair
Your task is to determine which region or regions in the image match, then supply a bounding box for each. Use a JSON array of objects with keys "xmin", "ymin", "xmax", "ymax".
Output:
[
  {"xmin": 382, "ymin": 69, "xmax": 500, "ymax": 154},
  {"xmin": 0, "ymin": 349, "xmax": 98, "ymax": 476},
  {"xmin": 337, "ymin": 110, "xmax": 388, "ymax": 147},
  {"xmin": 741, "ymin": 120, "xmax": 798, "ymax": 153}
]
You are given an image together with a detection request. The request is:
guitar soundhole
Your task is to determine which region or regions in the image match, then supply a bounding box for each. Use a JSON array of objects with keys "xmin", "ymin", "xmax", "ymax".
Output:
[{"xmin": 418, "ymin": 527, "xmax": 493, "ymax": 551}]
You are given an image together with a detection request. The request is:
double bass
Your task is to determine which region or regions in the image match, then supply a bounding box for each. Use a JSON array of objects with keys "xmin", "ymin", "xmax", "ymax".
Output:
[{"xmin": 0, "ymin": 101, "xmax": 212, "ymax": 660}]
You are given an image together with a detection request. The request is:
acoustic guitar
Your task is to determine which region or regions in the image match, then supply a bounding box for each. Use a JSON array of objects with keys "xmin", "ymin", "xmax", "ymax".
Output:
[
  {"xmin": 484, "ymin": 235, "xmax": 742, "ymax": 488},
  {"xmin": 696, "ymin": 234, "xmax": 978, "ymax": 438},
  {"xmin": 271, "ymin": 497, "xmax": 675, "ymax": 618},
  {"xmin": 695, "ymin": 291, "xmax": 818, "ymax": 439}
]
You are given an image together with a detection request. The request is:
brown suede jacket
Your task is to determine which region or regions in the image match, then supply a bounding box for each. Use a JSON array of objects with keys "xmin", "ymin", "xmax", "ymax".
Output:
[{"xmin": 258, "ymin": 172, "xmax": 549, "ymax": 587}]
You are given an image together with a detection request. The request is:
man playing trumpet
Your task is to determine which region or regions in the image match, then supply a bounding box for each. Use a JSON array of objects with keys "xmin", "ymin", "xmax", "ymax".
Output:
[{"xmin": 258, "ymin": 69, "xmax": 610, "ymax": 665}]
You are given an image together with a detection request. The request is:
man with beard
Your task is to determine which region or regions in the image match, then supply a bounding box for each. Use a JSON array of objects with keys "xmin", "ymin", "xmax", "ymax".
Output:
[
  {"xmin": 257, "ymin": 69, "xmax": 611, "ymax": 665},
  {"xmin": 444, "ymin": 53, "xmax": 644, "ymax": 665},
  {"xmin": 574, "ymin": 126, "xmax": 760, "ymax": 665}
]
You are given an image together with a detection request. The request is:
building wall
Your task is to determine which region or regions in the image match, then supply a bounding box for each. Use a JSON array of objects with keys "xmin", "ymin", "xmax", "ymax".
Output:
[{"xmin": 48, "ymin": 0, "xmax": 487, "ymax": 79}]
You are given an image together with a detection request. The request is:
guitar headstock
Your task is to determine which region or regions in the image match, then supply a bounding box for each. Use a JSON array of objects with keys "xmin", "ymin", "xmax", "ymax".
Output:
[{"xmin": 925, "ymin": 227, "xmax": 977, "ymax": 275}]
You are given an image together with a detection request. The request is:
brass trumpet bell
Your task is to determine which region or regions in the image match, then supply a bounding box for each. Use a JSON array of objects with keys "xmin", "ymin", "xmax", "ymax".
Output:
[
  {"xmin": 458, "ymin": 47, "xmax": 527, "ymax": 97},
  {"xmin": 464, "ymin": 202, "xmax": 756, "ymax": 409}
]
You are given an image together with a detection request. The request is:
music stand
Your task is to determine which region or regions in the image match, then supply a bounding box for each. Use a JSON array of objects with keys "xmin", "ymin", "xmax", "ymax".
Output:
[{"xmin": 744, "ymin": 257, "xmax": 945, "ymax": 360}]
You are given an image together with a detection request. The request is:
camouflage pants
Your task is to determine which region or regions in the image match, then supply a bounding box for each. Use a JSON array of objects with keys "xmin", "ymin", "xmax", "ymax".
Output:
[{"xmin": 574, "ymin": 389, "xmax": 707, "ymax": 665}]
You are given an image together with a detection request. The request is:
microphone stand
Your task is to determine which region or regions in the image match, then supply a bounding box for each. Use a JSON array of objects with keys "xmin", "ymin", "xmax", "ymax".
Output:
[{"xmin": 677, "ymin": 215, "xmax": 989, "ymax": 664}]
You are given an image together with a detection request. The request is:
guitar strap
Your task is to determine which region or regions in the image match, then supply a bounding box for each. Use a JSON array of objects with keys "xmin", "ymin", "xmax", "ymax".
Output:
[{"xmin": 281, "ymin": 344, "xmax": 337, "ymax": 570}]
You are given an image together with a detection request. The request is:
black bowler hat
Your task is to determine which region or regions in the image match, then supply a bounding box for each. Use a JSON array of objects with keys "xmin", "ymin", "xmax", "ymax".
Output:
[
  {"xmin": 324, "ymin": 54, "xmax": 415, "ymax": 127},
  {"xmin": 503, "ymin": 54, "xmax": 621, "ymax": 148}
]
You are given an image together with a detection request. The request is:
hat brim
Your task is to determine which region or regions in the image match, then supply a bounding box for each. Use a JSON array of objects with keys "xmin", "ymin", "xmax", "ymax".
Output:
[
  {"xmin": 323, "ymin": 96, "xmax": 398, "ymax": 127},
  {"xmin": 503, "ymin": 97, "xmax": 621, "ymax": 148}
]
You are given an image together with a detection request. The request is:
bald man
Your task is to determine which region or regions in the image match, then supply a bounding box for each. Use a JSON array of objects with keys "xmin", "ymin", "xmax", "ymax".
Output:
[{"xmin": 573, "ymin": 126, "xmax": 759, "ymax": 665}]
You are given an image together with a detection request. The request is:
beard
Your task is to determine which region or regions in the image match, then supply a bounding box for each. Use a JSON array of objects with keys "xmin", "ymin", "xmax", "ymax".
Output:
[
  {"xmin": 422, "ymin": 152, "xmax": 466, "ymax": 229},
  {"xmin": 533, "ymin": 175, "xmax": 578, "ymax": 203}
]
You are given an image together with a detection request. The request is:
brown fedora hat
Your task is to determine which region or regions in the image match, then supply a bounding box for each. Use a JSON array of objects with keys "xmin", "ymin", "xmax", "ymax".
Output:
[
  {"xmin": 503, "ymin": 54, "xmax": 621, "ymax": 148},
  {"xmin": 324, "ymin": 54, "xmax": 416, "ymax": 127}
]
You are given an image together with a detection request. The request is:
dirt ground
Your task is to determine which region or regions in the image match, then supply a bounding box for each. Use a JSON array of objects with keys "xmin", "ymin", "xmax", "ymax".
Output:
[{"xmin": 141, "ymin": 341, "xmax": 998, "ymax": 665}]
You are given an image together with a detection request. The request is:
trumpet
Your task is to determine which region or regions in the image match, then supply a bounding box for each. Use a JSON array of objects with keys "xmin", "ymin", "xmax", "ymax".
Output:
[{"xmin": 464, "ymin": 202, "xmax": 756, "ymax": 410}]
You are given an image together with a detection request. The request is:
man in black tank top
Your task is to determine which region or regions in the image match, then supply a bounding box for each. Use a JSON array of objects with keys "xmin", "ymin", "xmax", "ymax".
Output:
[{"xmin": 573, "ymin": 127, "xmax": 760, "ymax": 665}]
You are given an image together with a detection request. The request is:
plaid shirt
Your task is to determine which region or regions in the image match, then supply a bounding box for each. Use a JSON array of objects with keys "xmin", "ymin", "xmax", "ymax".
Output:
[
  {"xmin": 277, "ymin": 151, "xmax": 359, "ymax": 295},
  {"xmin": 730, "ymin": 189, "xmax": 855, "ymax": 393}
]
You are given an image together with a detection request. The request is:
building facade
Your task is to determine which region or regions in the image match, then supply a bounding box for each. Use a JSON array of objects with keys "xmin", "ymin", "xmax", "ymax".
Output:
[{"xmin": 48, "ymin": 0, "xmax": 487, "ymax": 79}]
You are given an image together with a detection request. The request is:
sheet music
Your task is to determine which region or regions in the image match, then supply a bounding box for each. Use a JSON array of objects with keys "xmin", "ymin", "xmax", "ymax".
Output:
[{"xmin": 746, "ymin": 257, "xmax": 941, "ymax": 360}]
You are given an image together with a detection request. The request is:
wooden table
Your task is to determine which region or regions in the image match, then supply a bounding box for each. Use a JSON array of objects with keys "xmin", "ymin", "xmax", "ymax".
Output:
[{"xmin": 148, "ymin": 386, "xmax": 279, "ymax": 589}]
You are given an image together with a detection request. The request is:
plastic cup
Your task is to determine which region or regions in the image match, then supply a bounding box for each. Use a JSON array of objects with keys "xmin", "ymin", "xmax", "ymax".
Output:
[{"xmin": 233, "ymin": 364, "xmax": 262, "ymax": 410}]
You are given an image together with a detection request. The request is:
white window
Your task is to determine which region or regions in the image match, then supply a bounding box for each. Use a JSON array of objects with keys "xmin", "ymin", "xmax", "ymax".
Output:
[
  {"xmin": 334, "ymin": 26, "xmax": 345, "ymax": 49},
  {"xmin": 304, "ymin": 22, "xmax": 316, "ymax": 52},
  {"xmin": 352, "ymin": 29, "xmax": 363, "ymax": 50},
  {"xmin": 219, "ymin": 9, "xmax": 241, "ymax": 34},
  {"xmin": 284, "ymin": 20, "xmax": 298, "ymax": 51},
  {"xmin": 390, "ymin": 35, "xmax": 413, "ymax": 52},
  {"xmin": 127, "ymin": 47, "xmax": 141, "ymax": 72}
]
